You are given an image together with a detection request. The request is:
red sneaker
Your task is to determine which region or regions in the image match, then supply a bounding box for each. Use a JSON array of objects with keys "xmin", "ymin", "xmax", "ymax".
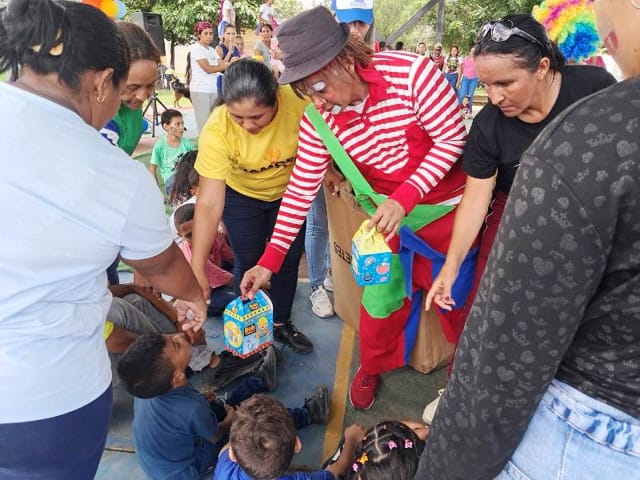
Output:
[{"xmin": 349, "ymin": 366, "xmax": 379, "ymax": 410}]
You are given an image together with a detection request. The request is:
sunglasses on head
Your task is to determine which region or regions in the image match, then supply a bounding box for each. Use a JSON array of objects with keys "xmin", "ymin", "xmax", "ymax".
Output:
[{"xmin": 478, "ymin": 20, "xmax": 544, "ymax": 49}]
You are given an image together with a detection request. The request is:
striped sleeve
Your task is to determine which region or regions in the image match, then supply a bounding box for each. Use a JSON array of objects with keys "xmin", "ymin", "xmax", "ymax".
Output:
[
  {"xmin": 258, "ymin": 118, "xmax": 332, "ymax": 273},
  {"xmin": 389, "ymin": 56, "xmax": 467, "ymax": 213}
]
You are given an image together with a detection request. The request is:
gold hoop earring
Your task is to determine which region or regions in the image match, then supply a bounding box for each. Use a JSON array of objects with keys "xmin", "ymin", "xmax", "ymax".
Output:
[
  {"xmin": 96, "ymin": 94, "xmax": 105, "ymax": 103},
  {"xmin": 632, "ymin": 0, "xmax": 640, "ymax": 8}
]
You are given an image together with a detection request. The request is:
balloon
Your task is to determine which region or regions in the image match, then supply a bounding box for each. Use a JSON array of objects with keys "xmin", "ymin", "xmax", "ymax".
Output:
[
  {"xmin": 100, "ymin": 0, "xmax": 118, "ymax": 18},
  {"xmin": 115, "ymin": 0, "xmax": 127, "ymax": 20},
  {"xmin": 82, "ymin": 0, "xmax": 102, "ymax": 8}
]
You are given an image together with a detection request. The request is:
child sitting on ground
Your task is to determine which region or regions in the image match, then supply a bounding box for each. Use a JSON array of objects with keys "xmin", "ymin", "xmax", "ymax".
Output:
[
  {"xmin": 118, "ymin": 335, "xmax": 328, "ymax": 479},
  {"xmin": 348, "ymin": 420, "xmax": 428, "ymax": 480},
  {"xmin": 149, "ymin": 109, "xmax": 194, "ymax": 195},
  {"xmin": 214, "ymin": 394, "xmax": 364, "ymax": 480},
  {"xmin": 460, "ymin": 95, "xmax": 473, "ymax": 119},
  {"xmin": 174, "ymin": 202, "xmax": 235, "ymax": 316}
]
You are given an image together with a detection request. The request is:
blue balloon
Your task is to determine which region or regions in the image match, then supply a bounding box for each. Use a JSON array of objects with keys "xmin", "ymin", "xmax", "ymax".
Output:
[{"xmin": 115, "ymin": 0, "xmax": 127, "ymax": 20}]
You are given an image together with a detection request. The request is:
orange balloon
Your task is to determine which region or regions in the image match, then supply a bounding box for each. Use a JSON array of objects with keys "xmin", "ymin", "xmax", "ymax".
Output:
[
  {"xmin": 100, "ymin": 0, "xmax": 118, "ymax": 18},
  {"xmin": 83, "ymin": 0, "xmax": 101, "ymax": 7}
]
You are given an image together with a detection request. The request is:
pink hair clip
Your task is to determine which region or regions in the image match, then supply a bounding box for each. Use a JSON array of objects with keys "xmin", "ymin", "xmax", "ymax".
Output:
[
  {"xmin": 388, "ymin": 440, "xmax": 398, "ymax": 450},
  {"xmin": 352, "ymin": 463, "xmax": 359, "ymax": 472},
  {"xmin": 404, "ymin": 439, "xmax": 413, "ymax": 449}
]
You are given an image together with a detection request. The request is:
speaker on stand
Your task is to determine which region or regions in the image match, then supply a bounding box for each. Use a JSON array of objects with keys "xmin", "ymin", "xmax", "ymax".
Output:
[{"xmin": 131, "ymin": 11, "xmax": 167, "ymax": 137}]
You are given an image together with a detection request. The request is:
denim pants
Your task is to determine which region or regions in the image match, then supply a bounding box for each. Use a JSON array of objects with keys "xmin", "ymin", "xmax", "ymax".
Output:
[
  {"xmin": 208, "ymin": 286, "xmax": 235, "ymax": 317},
  {"xmin": 457, "ymin": 76, "xmax": 479, "ymax": 105},
  {"xmin": 496, "ymin": 379, "xmax": 640, "ymax": 480},
  {"xmin": 0, "ymin": 386, "xmax": 112, "ymax": 479},
  {"xmin": 223, "ymin": 187, "xmax": 306, "ymax": 324},
  {"xmin": 305, "ymin": 191, "xmax": 330, "ymax": 289},
  {"xmin": 444, "ymin": 72, "xmax": 459, "ymax": 91}
]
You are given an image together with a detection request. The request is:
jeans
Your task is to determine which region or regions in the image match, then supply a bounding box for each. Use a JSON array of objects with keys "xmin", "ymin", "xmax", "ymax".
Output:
[
  {"xmin": 222, "ymin": 187, "xmax": 306, "ymax": 325},
  {"xmin": 457, "ymin": 76, "xmax": 479, "ymax": 105},
  {"xmin": 305, "ymin": 191, "xmax": 330, "ymax": 289},
  {"xmin": 444, "ymin": 72, "xmax": 458, "ymax": 92},
  {"xmin": 164, "ymin": 173, "xmax": 176, "ymax": 196},
  {"xmin": 106, "ymin": 255, "xmax": 120, "ymax": 285},
  {"xmin": 0, "ymin": 386, "xmax": 112, "ymax": 479},
  {"xmin": 496, "ymin": 379, "xmax": 640, "ymax": 480}
]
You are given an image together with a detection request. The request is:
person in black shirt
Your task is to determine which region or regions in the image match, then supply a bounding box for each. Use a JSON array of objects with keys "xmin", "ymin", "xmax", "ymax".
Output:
[
  {"xmin": 417, "ymin": 4, "xmax": 640, "ymax": 479},
  {"xmin": 422, "ymin": 14, "xmax": 616, "ymax": 423}
]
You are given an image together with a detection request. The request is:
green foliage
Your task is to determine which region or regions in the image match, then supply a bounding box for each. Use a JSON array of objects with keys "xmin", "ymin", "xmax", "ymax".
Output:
[
  {"xmin": 275, "ymin": 0, "xmax": 305, "ymax": 21},
  {"xmin": 125, "ymin": 0, "xmax": 263, "ymax": 45},
  {"xmin": 375, "ymin": 0, "xmax": 541, "ymax": 52}
]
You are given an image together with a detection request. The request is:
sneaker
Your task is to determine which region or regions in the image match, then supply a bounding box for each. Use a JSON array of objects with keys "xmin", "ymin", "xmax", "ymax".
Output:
[
  {"xmin": 422, "ymin": 388, "xmax": 445, "ymax": 424},
  {"xmin": 200, "ymin": 350, "xmax": 264, "ymax": 390},
  {"xmin": 321, "ymin": 434, "xmax": 344, "ymax": 469},
  {"xmin": 304, "ymin": 385, "xmax": 330, "ymax": 425},
  {"xmin": 348, "ymin": 366, "xmax": 379, "ymax": 410},
  {"xmin": 323, "ymin": 275, "xmax": 334, "ymax": 292},
  {"xmin": 255, "ymin": 346, "xmax": 277, "ymax": 392},
  {"xmin": 274, "ymin": 323, "xmax": 314, "ymax": 354},
  {"xmin": 310, "ymin": 286, "xmax": 334, "ymax": 318}
]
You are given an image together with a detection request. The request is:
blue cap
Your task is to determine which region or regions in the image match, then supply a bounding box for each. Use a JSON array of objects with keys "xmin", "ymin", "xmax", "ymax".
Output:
[{"xmin": 333, "ymin": 0, "xmax": 374, "ymax": 26}]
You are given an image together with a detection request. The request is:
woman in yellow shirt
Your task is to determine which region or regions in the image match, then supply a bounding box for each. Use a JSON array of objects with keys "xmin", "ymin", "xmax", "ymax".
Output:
[{"xmin": 192, "ymin": 59, "xmax": 314, "ymax": 354}]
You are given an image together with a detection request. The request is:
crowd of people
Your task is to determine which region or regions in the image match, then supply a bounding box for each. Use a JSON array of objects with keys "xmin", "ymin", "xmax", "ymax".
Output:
[{"xmin": 1, "ymin": 0, "xmax": 639, "ymax": 479}]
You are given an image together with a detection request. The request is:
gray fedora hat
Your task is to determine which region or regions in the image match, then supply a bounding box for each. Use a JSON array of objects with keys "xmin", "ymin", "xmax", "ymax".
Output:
[{"xmin": 277, "ymin": 6, "xmax": 350, "ymax": 85}]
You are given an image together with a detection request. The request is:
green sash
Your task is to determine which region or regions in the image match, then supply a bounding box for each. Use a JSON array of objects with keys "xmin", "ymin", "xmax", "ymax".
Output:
[{"xmin": 305, "ymin": 104, "xmax": 453, "ymax": 232}]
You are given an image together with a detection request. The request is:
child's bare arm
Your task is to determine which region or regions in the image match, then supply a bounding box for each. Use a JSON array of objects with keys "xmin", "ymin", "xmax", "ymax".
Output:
[{"xmin": 325, "ymin": 424, "xmax": 366, "ymax": 478}]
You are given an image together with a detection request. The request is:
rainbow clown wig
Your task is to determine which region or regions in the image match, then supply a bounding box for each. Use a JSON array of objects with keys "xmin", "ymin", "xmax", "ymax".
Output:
[{"xmin": 532, "ymin": 0, "xmax": 599, "ymax": 62}]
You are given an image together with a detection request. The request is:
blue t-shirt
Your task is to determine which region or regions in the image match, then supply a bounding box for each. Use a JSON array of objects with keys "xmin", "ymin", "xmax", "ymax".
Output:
[
  {"xmin": 213, "ymin": 449, "xmax": 334, "ymax": 480},
  {"xmin": 134, "ymin": 385, "xmax": 220, "ymax": 479}
]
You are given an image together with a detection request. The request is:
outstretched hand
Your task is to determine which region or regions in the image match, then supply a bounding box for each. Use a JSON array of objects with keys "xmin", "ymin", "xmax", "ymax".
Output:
[
  {"xmin": 425, "ymin": 267, "xmax": 457, "ymax": 312},
  {"xmin": 240, "ymin": 265, "xmax": 273, "ymax": 300},
  {"xmin": 174, "ymin": 297, "xmax": 208, "ymax": 332}
]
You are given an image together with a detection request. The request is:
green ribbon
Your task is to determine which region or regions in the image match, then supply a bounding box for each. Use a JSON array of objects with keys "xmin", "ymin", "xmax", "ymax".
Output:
[{"xmin": 305, "ymin": 104, "xmax": 454, "ymax": 232}]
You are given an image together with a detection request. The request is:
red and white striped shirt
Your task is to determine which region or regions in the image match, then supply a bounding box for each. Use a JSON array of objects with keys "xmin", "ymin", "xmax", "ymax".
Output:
[{"xmin": 259, "ymin": 51, "xmax": 467, "ymax": 272}]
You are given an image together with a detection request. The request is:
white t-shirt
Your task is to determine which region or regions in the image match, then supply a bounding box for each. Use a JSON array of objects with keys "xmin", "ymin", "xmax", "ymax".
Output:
[
  {"xmin": 222, "ymin": 0, "xmax": 236, "ymax": 25},
  {"xmin": 0, "ymin": 83, "xmax": 173, "ymax": 423},
  {"xmin": 259, "ymin": 3, "xmax": 275, "ymax": 24},
  {"xmin": 190, "ymin": 42, "xmax": 220, "ymax": 93}
]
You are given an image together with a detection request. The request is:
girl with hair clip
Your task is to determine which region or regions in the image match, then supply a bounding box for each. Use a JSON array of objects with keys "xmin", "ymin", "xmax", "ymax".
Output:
[
  {"xmin": 0, "ymin": 0, "xmax": 207, "ymax": 478},
  {"xmin": 350, "ymin": 420, "xmax": 428, "ymax": 480}
]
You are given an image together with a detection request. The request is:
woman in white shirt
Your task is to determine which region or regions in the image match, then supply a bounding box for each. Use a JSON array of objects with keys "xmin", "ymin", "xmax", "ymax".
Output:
[
  {"xmin": 218, "ymin": 0, "xmax": 236, "ymax": 38},
  {"xmin": 190, "ymin": 21, "xmax": 227, "ymax": 133}
]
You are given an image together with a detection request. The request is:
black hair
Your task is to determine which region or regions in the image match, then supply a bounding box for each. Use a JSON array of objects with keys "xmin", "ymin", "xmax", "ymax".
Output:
[
  {"xmin": 395, "ymin": 41, "xmax": 404, "ymax": 50},
  {"xmin": 379, "ymin": 41, "xmax": 386, "ymax": 50},
  {"xmin": 474, "ymin": 14, "xmax": 565, "ymax": 73},
  {"xmin": 259, "ymin": 23, "xmax": 273, "ymax": 33},
  {"xmin": 117, "ymin": 21, "xmax": 161, "ymax": 65},
  {"xmin": 0, "ymin": 0, "xmax": 129, "ymax": 90},
  {"xmin": 160, "ymin": 108, "xmax": 183, "ymax": 125},
  {"xmin": 173, "ymin": 202, "xmax": 195, "ymax": 230},
  {"xmin": 351, "ymin": 420, "xmax": 425, "ymax": 480},
  {"xmin": 169, "ymin": 150, "xmax": 199, "ymax": 206},
  {"xmin": 117, "ymin": 334, "xmax": 174, "ymax": 398},
  {"xmin": 230, "ymin": 395, "xmax": 297, "ymax": 480},
  {"xmin": 221, "ymin": 59, "xmax": 278, "ymax": 107}
]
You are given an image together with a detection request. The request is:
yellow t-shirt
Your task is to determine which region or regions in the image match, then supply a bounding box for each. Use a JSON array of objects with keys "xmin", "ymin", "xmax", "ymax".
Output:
[{"xmin": 195, "ymin": 86, "xmax": 308, "ymax": 202}]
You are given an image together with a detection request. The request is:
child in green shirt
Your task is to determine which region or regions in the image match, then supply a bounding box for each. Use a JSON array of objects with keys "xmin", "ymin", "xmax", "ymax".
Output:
[{"xmin": 149, "ymin": 109, "xmax": 194, "ymax": 195}]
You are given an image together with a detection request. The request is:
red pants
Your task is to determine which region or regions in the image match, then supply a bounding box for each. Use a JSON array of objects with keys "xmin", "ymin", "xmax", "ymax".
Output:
[{"xmin": 358, "ymin": 210, "xmax": 466, "ymax": 375}]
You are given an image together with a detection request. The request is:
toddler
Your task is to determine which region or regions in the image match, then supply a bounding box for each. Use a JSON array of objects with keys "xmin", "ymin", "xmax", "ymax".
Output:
[
  {"xmin": 174, "ymin": 202, "xmax": 235, "ymax": 316},
  {"xmin": 149, "ymin": 109, "xmax": 194, "ymax": 195}
]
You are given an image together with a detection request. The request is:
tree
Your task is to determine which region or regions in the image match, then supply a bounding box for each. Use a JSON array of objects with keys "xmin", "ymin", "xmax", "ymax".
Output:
[
  {"xmin": 275, "ymin": 0, "xmax": 305, "ymax": 21},
  {"xmin": 126, "ymin": 0, "xmax": 263, "ymax": 67}
]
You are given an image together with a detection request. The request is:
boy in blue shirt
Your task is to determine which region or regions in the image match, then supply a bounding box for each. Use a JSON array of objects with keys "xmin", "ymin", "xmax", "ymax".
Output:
[{"xmin": 214, "ymin": 394, "xmax": 364, "ymax": 480}]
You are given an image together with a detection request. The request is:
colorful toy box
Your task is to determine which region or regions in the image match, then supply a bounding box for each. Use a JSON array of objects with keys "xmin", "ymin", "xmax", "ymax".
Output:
[
  {"xmin": 351, "ymin": 220, "xmax": 392, "ymax": 286},
  {"xmin": 223, "ymin": 290, "xmax": 273, "ymax": 358}
]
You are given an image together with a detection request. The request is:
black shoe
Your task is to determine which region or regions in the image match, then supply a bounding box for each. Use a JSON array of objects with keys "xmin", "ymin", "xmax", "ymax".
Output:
[
  {"xmin": 255, "ymin": 346, "xmax": 277, "ymax": 392},
  {"xmin": 274, "ymin": 323, "xmax": 314, "ymax": 354},
  {"xmin": 200, "ymin": 350, "xmax": 264, "ymax": 390},
  {"xmin": 304, "ymin": 385, "xmax": 329, "ymax": 425}
]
